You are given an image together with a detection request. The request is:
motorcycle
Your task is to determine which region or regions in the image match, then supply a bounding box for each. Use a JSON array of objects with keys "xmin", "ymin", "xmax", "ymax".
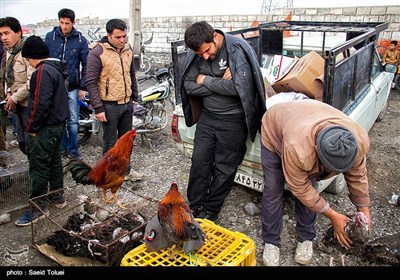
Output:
[
  {"xmin": 77, "ymin": 66, "xmax": 174, "ymax": 146},
  {"xmin": 133, "ymin": 66, "xmax": 175, "ymax": 134}
]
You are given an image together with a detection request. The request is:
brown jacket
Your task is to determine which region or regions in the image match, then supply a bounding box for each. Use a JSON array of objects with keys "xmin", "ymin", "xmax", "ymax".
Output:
[
  {"xmin": 261, "ymin": 99, "xmax": 370, "ymax": 213},
  {"xmin": 4, "ymin": 50, "xmax": 34, "ymax": 107},
  {"xmin": 86, "ymin": 40, "xmax": 138, "ymax": 114}
]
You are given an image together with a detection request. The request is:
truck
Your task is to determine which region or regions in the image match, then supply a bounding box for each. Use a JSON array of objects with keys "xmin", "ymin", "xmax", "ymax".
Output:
[{"xmin": 170, "ymin": 20, "xmax": 397, "ymax": 194}]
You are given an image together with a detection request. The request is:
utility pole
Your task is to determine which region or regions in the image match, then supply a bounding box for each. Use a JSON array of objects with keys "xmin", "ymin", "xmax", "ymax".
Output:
[
  {"xmin": 129, "ymin": 0, "xmax": 141, "ymax": 60},
  {"xmin": 260, "ymin": 0, "xmax": 293, "ymax": 14}
]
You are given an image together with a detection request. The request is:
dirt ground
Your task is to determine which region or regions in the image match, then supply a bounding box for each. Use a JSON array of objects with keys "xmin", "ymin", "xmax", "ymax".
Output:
[{"xmin": 0, "ymin": 89, "xmax": 399, "ymax": 269}]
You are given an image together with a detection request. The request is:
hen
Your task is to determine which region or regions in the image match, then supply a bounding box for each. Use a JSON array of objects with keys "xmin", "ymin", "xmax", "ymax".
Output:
[
  {"xmin": 144, "ymin": 182, "xmax": 206, "ymax": 255},
  {"xmin": 318, "ymin": 212, "xmax": 370, "ymax": 266},
  {"xmin": 64, "ymin": 129, "xmax": 137, "ymax": 208}
]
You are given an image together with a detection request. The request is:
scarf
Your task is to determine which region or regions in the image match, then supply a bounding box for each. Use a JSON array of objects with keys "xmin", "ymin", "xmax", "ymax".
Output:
[{"xmin": 1, "ymin": 38, "xmax": 25, "ymax": 88}]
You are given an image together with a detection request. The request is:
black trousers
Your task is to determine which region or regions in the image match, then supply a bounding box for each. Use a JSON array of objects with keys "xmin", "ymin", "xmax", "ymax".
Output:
[
  {"xmin": 28, "ymin": 123, "xmax": 65, "ymax": 204},
  {"xmin": 261, "ymin": 145, "xmax": 316, "ymax": 247},
  {"xmin": 187, "ymin": 110, "xmax": 247, "ymax": 213}
]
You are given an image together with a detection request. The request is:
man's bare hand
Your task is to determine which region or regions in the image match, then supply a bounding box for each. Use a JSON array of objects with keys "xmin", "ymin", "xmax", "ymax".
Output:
[
  {"xmin": 96, "ymin": 112, "xmax": 107, "ymax": 122},
  {"xmin": 222, "ymin": 68, "xmax": 232, "ymax": 80},
  {"xmin": 78, "ymin": 90, "xmax": 86, "ymax": 101},
  {"xmin": 196, "ymin": 74, "xmax": 206, "ymax": 85},
  {"xmin": 5, "ymin": 96, "xmax": 16, "ymax": 111}
]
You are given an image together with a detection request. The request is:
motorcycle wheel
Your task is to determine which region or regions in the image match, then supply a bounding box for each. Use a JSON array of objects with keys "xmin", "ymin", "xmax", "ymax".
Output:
[
  {"xmin": 139, "ymin": 56, "xmax": 152, "ymax": 74},
  {"xmin": 78, "ymin": 110, "xmax": 92, "ymax": 146}
]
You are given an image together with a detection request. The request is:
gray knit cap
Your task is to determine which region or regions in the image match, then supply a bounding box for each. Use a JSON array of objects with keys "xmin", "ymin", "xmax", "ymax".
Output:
[{"xmin": 316, "ymin": 125, "xmax": 358, "ymax": 173}]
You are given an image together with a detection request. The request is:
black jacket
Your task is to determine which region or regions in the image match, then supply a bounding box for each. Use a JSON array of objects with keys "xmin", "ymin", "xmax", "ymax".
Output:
[
  {"xmin": 26, "ymin": 59, "xmax": 70, "ymax": 133},
  {"xmin": 180, "ymin": 30, "xmax": 266, "ymax": 142}
]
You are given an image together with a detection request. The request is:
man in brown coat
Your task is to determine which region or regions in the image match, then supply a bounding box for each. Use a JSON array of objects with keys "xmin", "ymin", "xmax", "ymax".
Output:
[{"xmin": 260, "ymin": 99, "xmax": 371, "ymax": 266}]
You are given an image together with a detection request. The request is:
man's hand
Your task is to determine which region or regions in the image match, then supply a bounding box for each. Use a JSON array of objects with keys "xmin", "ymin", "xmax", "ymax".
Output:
[
  {"xmin": 222, "ymin": 68, "xmax": 232, "ymax": 80},
  {"xmin": 196, "ymin": 74, "xmax": 206, "ymax": 85},
  {"xmin": 78, "ymin": 90, "xmax": 86, "ymax": 101},
  {"xmin": 323, "ymin": 208, "xmax": 352, "ymax": 249},
  {"xmin": 96, "ymin": 112, "xmax": 107, "ymax": 122},
  {"xmin": 5, "ymin": 96, "xmax": 16, "ymax": 111}
]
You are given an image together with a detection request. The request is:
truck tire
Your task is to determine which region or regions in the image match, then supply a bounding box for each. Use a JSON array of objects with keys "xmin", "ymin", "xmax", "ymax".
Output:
[
  {"xmin": 376, "ymin": 95, "xmax": 390, "ymax": 122},
  {"xmin": 324, "ymin": 173, "xmax": 346, "ymax": 194},
  {"xmin": 395, "ymin": 74, "xmax": 400, "ymax": 93}
]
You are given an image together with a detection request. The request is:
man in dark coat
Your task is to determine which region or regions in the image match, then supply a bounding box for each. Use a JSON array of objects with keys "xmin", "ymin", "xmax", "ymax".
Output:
[
  {"xmin": 181, "ymin": 21, "xmax": 265, "ymax": 221},
  {"xmin": 15, "ymin": 35, "xmax": 70, "ymax": 226}
]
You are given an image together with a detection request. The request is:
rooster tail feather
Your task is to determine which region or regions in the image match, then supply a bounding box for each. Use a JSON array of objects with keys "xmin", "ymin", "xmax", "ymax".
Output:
[{"xmin": 63, "ymin": 159, "xmax": 92, "ymax": 185}]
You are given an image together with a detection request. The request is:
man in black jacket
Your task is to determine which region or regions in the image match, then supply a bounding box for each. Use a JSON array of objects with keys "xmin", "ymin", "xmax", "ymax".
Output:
[
  {"xmin": 181, "ymin": 21, "xmax": 265, "ymax": 221},
  {"xmin": 15, "ymin": 35, "xmax": 70, "ymax": 226}
]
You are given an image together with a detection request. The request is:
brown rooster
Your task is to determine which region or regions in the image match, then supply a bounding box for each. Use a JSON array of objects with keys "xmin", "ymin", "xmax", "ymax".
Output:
[
  {"xmin": 144, "ymin": 182, "xmax": 206, "ymax": 255},
  {"xmin": 64, "ymin": 129, "xmax": 137, "ymax": 208}
]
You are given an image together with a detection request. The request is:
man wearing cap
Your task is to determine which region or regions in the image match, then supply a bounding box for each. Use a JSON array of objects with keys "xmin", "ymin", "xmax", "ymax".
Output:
[
  {"xmin": 15, "ymin": 35, "xmax": 70, "ymax": 226},
  {"xmin": 260, "ymin": 99, "xmax": 371, "ymax": 266}
]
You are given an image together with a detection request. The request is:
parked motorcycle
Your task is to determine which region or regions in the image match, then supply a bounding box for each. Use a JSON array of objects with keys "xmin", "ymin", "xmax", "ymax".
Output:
[
  {"xmin": 78, "ymin": 95, "xmax": 101, "ymax": 146},
  {"xmin": 77, "ymin": 66, "xmax": 174, "ymax": 146},
  {"xmin": 133, "ymin": 67, "xmax": 175, "ymax": 134}
]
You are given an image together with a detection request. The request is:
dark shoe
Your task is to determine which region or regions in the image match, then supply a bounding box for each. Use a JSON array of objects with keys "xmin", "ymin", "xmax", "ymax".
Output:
[
  {"xmin": 197, "ymin": 210, "xmax": 219, "ymax": 222},
  {"xmin": 68, "ymin": 153, "xmax": 81, "ymax": 160},
  {"xmin": 50, "ymin": 195, "xmax": 67, "ymax": 209},
  {"xmin": 15, "ymin": 208, "xmax": 49, "ymax": 227},
  {"xmin": 191, "ymin": 206, "xmax": 203, "ymax": 218}
]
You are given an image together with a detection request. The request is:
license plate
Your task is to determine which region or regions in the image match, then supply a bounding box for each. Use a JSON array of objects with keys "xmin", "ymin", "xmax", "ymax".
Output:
[{"xmin": 234, "ymin": 172, "xmax": 263, "ymax": 192}]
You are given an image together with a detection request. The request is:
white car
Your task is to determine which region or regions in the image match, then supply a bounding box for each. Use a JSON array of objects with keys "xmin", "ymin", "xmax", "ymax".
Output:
[{"xmin": 170, "ymin": 21, "xmax": 396, "ymax": 194}]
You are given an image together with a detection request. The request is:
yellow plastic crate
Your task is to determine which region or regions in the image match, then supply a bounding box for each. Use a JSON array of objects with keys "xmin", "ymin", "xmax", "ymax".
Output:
[{"xmin": 121, "ymin": 218, "xmax": 256, "ymax": 266}]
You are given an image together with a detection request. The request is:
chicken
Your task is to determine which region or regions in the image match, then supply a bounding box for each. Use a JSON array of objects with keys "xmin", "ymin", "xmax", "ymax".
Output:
[
  {"xmin": 64, "ymin": 129, "xmax": 137, "ymax": 208},
  {"xmin": 353, "ymin": 232, "xmax": 400, "ymax": 266},
  {"xmin": 144, "ymin": 182, "xmax": 206, "ymax": 255},
  {"xmin": 318, "ymin": 212, "xmax": 370, "ymax": 266}
]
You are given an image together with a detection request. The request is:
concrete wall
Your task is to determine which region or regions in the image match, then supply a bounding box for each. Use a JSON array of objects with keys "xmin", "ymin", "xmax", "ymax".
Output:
[{"xmin": 36, "ymin": 5, "xmax": 400, "ymax": 67}]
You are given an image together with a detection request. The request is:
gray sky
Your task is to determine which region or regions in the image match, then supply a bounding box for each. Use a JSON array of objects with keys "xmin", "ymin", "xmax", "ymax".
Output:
[{"xmin": 0, "ymin": 0, "xmax": 399, "ymax": 25}]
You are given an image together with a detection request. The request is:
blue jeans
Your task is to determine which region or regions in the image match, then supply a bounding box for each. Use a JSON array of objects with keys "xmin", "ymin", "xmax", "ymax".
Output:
[{"xmin": 61, "ymin": 89, "xmax": 79, "ymax": 157}]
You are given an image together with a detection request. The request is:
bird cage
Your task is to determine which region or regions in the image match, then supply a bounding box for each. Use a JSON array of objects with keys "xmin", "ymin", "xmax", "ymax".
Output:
[
  {"xmin": 0, "ymin": 161, "xmax": 31, "ymax": 213},
  {"xmin": 31, "ymin": 185, "xmax": 158, "ymax": 266}
]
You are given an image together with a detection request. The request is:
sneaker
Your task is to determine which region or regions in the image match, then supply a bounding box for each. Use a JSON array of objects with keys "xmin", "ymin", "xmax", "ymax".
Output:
[
  {"xmin": 51, "ymin": 195, "xmax": 67, "ymax": 209},
  {"xmin": 15, "ymin": 208, "xmax": 50, "ymax": 227},
  {"xmin": 294, "ymin": 240, "xmax": 313, "ymax": 265},
  {"xmin": 10, "ymin": 140, "xmax": 18, "ymax": 147},
  {"xmin": 124, "ymin": 169, "xmax": 144, "ymax": 181},
  {"xmin": 263, "ymin": 243, "xmax": 280, "ymax": 266},
  {"xmin": 197, "ymin": 210, "xmax": 219, "ymax": 222}
]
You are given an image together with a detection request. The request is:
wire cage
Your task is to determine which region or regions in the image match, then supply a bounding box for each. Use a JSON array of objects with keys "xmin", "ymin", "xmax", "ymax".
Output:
[
  {"xmin": 30, "ymin": 185, "xmax": 158, "ymax": 266},
  {"xmin": 0, "ymin": 160, "xmax": 31, "ymax": 213}
]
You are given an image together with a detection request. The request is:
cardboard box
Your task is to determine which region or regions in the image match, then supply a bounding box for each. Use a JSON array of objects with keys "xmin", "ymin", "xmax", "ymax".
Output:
[{"xmin": 272, "ymin": 50, "xmax": 324, "ymax": 99}]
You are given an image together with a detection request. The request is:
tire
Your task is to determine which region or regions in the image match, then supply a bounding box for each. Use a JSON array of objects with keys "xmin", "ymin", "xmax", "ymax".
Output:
[
  {"xmin": 139, "ymin": 56, "xmax": 152, "ymax": 74},
  {"xmin": 376, "ymin": 95, "xmax": 390, "ymax": 122},
  {"xmin": 395, "ymin": 74, "xmax": 400, "ymax": 93},
  {"xmin": 324, "ymin": 173, "xmax": 346, "ymax": 194},
  {"xmin": 78, "ymin": 110, "xmax": 92, "ymax": 146}
]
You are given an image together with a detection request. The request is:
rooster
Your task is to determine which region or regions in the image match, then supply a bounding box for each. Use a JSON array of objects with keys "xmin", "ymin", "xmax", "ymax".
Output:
[
  {"xmin": 64, "ymin": 129, "xmax": 137, "ymax": 208},
  {"xmin": 318, "ymin": 212, "xmax": 370, "ymax": 266},
  {"xmin": 144, "ymin": 182, "xmax": 206, "ymax": 256}
]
